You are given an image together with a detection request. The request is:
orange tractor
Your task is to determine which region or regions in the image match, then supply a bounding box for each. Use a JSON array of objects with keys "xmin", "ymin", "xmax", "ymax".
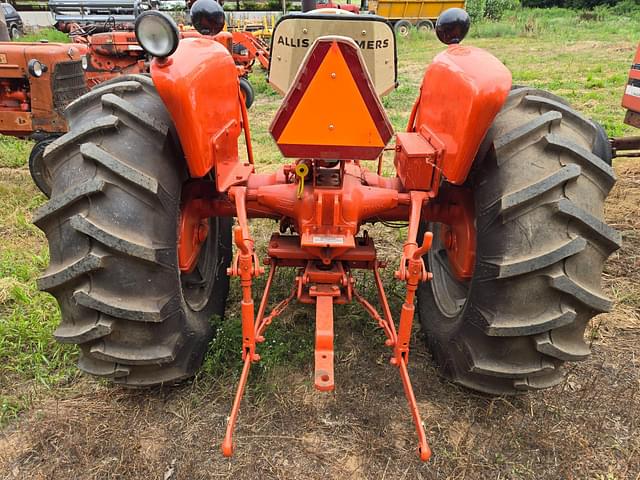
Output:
[
  {"xmin": 0, "ymin": 20, "xmax": 254, "ymax": 197},
  {"xmin": 0, "ymin": 33, "xmax": 147, "ymax": 196},
  {"xmin": 611, "ymin": 42, "xmax": 640, "ymax": 157},
  {"xmin": 231, "ymin": 31, "xmax": 270, "ymax": 72},
  {"xmin": 0, "ymin": 42, "xmax": 88, "ymax": 196},
  {"xmin": 33, "ymin": 3, "xmax": 621, "ymax": 461}
]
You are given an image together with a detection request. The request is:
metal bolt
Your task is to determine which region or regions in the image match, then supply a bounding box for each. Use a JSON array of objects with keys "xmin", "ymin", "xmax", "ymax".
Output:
[
  {"xmin": 303, "ymin": 28, "xmax": 308, "ymax": 33},
  {"xmin": 361, "ymin": 30, "xmax": 367, "ymax": 36},
  {"xmin": 328, "ymin": 124, "xmax": 335, "ymax": 131},
  {"xmin": 330, "ymin": 72, "xmax": 336, "ymax": 79}
]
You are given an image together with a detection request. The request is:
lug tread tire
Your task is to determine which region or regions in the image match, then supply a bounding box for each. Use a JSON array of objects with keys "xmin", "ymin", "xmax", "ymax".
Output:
[
  {"xmin": 35, "ymin": 75, "xmax": 231, "ymax": 386},
  {"xmin": 418, "ymin": 87, "xmax": 621, "ymax": 394}
]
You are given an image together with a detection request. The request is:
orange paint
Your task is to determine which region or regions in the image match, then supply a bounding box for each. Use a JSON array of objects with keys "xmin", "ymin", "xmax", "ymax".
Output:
[
  {"xmin": 622, "ymin": 44, "xmax": 640, "ymax": 113},
  {"xmin": 271, "ymin": 37, "xmax": 393, "ymax": 160},
  {"xmin": 158, "ymin": 24, "xmax": 516, "ymax": 463},
  {"xmin": 151, "ymin": 37, "xmax": 250, "ymax": 188},
  {"xmin": 412, "ymin": 45, "xmax": 512, "ymax": 184},
  {"xmin": 278, "ymin": 42, "xmax": 384, "ymax": 148}
]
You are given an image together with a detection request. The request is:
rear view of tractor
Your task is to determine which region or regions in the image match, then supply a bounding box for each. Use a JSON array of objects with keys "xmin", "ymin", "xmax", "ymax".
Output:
[{"xmin": 33, "ymin": 2, "xmax": 621, "ymax": 461}]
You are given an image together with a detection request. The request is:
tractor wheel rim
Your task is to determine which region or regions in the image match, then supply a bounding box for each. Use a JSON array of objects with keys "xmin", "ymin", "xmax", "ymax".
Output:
[
  {"xmin": 428, "ymin": 223, "xmax": 470, "ymax": 318},
  {"xmin": 180, "ymin": 217, "xmax": 220, "ymax": 312}
]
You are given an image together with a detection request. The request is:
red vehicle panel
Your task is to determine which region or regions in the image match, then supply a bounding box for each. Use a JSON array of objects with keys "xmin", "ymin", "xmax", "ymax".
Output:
[
  {"xmin": 410, "ymin": 45, "xmax": 512, "ymax": 184},
  {"xmin": 151, "ymin": 37, "xmax": 248, "ymax": 186}
]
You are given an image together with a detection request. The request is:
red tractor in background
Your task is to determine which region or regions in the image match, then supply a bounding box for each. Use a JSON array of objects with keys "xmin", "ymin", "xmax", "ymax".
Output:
[
  {"xmin": 611, "ymin": 42, "xmax": 640, "ymax": 157},
  {"xmin": 60, "ymin": 21, "xmax": 256, "ymax": 101},
  {"xmin": 0, "ymin": 42, "xmax": 88, "ymax": 196},
  {"xmin": 33, "ymin": 3, "xmax": 621, "ymax": 461},
  {"xmin": 231, "ymin": 30, "xmax": 270, "ymax": 71},
  {"xmin": 0, "ymin": 16, "xmax": 255, "ymax": 197}
]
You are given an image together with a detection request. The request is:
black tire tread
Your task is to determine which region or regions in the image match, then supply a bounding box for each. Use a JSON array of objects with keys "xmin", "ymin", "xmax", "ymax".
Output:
[
  {"xmin": 35, "ymin": 76, "xmax": 231, "ymax": 385},
  {"xmin": 79, "ymin": 142, "xmax": 159, "ymax": 194},
  {"xmin": 54, "ymin": 315, "xmax": 114, "ymax": 344},
  {"xmin": 418, "ymin": 87, "xmax": 621, "ymax": 394},
  {"xmin": 72, "ymin": 288, "xmax": 179, "ymax": 323}
]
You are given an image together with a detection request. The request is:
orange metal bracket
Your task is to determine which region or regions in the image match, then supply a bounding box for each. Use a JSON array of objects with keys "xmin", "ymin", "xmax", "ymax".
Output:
[
  {"xmin": 353, "ymin": 262, "xmax": 432, "ymax": 462},
  {"xmin": 220, "ymin": 168, "xmax": 436, "ymax": 462},
  {"xmin": 221, "ymin": 258, "xmax": 295, "ymax": 457},
  {"xmin": 311, "ymin": 286, "xmax": 338, "ymax": 391}
]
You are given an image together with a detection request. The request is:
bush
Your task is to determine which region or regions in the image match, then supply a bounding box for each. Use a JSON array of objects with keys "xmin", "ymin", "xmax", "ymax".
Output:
[
  {"xmin": 467, "ymin": 0, "xmax": 519, "ymax": 21},
  {"xmin": 485, "ymin": 0, "xmax": 520, "ymax": 18},
  {"xmin": 522, "ymin": 0, "xmax": 633, "ymax": 7},
  {"xmin": 610, "ymin": 0, "xmax": 640, "ymax": 14},
  {"xmin": 466, "ymin": 0, "xmax": 487, "ymax": 21}
]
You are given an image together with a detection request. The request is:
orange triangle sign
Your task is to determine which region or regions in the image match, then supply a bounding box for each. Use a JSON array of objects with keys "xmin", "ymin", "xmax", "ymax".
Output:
[{"xmin": 270, "ymin": 37, "xmax": 393, "ymax": 160}]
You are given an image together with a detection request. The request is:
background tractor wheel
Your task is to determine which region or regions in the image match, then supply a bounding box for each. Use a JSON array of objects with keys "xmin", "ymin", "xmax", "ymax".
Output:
[
  {"xmin": 416, "ymin": 20, "xmax": 434, "ymax": 33},
  {"xmin": 29, "ymin": 135, "xmax": 60, "ymax": 198},
  {"xmin": 239, "ymin": 76, "xmax": 255, "ymax": 109},
  {"xmin": 34, "ymin": 75, "xmax": 232, "ymax": 386},
  {"xmin": 394, "ymin": 20, "xmax": 412, "ymax": 37},
  {"xmin": 417, "ymin": 87, "xmax": 621, "ymax": 394}
]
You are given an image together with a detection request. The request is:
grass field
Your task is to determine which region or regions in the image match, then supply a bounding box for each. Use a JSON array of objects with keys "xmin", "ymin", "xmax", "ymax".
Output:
[{"xmin": 0, "ymin": 8, "xmax": 639, "ymax": 479}]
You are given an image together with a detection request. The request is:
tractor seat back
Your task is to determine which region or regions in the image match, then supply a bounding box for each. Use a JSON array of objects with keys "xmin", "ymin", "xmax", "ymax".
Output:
[{"xmin": 268, "ymin": 13, "xmax": 397, "ymax": 97}]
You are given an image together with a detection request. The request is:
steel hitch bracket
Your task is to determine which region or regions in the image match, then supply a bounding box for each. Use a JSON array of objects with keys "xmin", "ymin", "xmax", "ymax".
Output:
[
  {"xmin": 354, "ymin": 191, "xmax": 433, "ymax": 462},
  {"xmin": 221, "ymin": 184, "xmax": 434, "ymax": 461}
]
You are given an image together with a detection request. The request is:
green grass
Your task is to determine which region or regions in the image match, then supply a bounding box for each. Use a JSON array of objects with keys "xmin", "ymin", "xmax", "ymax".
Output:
[
  {"xmin": 0, "ymin": 136, "xmax": 32, "ymax": 168},
  {"xmin": 0, "ymin": 10, "xmax": 637, "ymax": 425},
  {"xmin": 20, "ymin": 28, "xmax": 70, "ymax": 43},
  {"xmin": 0, "ymin": 179, "xmax": 77, "ymax": 425}
]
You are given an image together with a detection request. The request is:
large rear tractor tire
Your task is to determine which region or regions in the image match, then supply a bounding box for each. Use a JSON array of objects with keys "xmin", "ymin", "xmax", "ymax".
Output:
[
  {"xmin": 417, "ymin": 87, "xmax": 621, "ymax": 394},
  {"xmin": 29, "ymin": 135, "xmax": 60, "ymax": 198},
  {"xmin": 34, "ymin": 75, "xmax": 232, "ymax": 386}
]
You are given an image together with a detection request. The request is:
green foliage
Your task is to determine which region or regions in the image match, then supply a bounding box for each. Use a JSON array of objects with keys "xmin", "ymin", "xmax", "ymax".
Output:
[
  {"xmin": 522, "ymin": 0, "xmax": 639, "ymax": 9},
  {"xmin": 0, "ymin": 248, "xmax": 79, "ymax": 426},
  {"xmin": 200, "ymin": 269, "xmax": 314, "ymax": 382},
  {"xmin": 467, "ymin": 0, "xmax": 519, "ymax": 21},
  {"xmin": 20, "ymin": 28, "xmax": 69, "ymax": 43},
  {"xmin": 485, "ymin": 0, "xmax": 520, "ymax": 18},
  {"xmin": 0, "ymin": 249, "xmax": 77, "ymax": 382},
  {"xmin": 235, "ymin": 0, "xmax": 291, "ymax": 9},
  {"xmin": 467, "ymin": 5, "xmax": 640, "ymax": 39},
  {"xmin": 466, "ymin": 0, "xmax": 487, "ymax": 21},
  {"xmin": 0, "ymin": 135, "xmax": 32, "ymax": 168},
  {"xmin": 610, "ymin": 0, "xmax": 640, "ymax": 13}
]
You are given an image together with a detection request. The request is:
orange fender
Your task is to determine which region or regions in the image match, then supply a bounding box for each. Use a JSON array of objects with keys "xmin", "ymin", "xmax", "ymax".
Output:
[
  {"xmin": 411, "ymin": 45, "xmax": 512, "ymax": 185},
  {"xmin": 151, "ymin": 37, "xmax": 251, "ymax": 189}
]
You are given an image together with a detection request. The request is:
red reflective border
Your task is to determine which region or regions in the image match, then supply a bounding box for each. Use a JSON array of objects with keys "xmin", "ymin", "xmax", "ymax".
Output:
[{"xmin": 270, "ymin": 38, "xmax": 394, "ymax": 160}]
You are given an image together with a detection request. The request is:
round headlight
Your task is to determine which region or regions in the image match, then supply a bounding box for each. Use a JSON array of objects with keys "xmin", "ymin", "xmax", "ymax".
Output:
[
  {"xmin": 135, "ymin": 11, "xmax": 180, "ymax": 58},
  {"xmin": 28, "ymin": 59, "xmax": 46, "ymax": 77},
  {"xmin": 81, "ymin": 55, "xmax": 88, "ymax": 70}
]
